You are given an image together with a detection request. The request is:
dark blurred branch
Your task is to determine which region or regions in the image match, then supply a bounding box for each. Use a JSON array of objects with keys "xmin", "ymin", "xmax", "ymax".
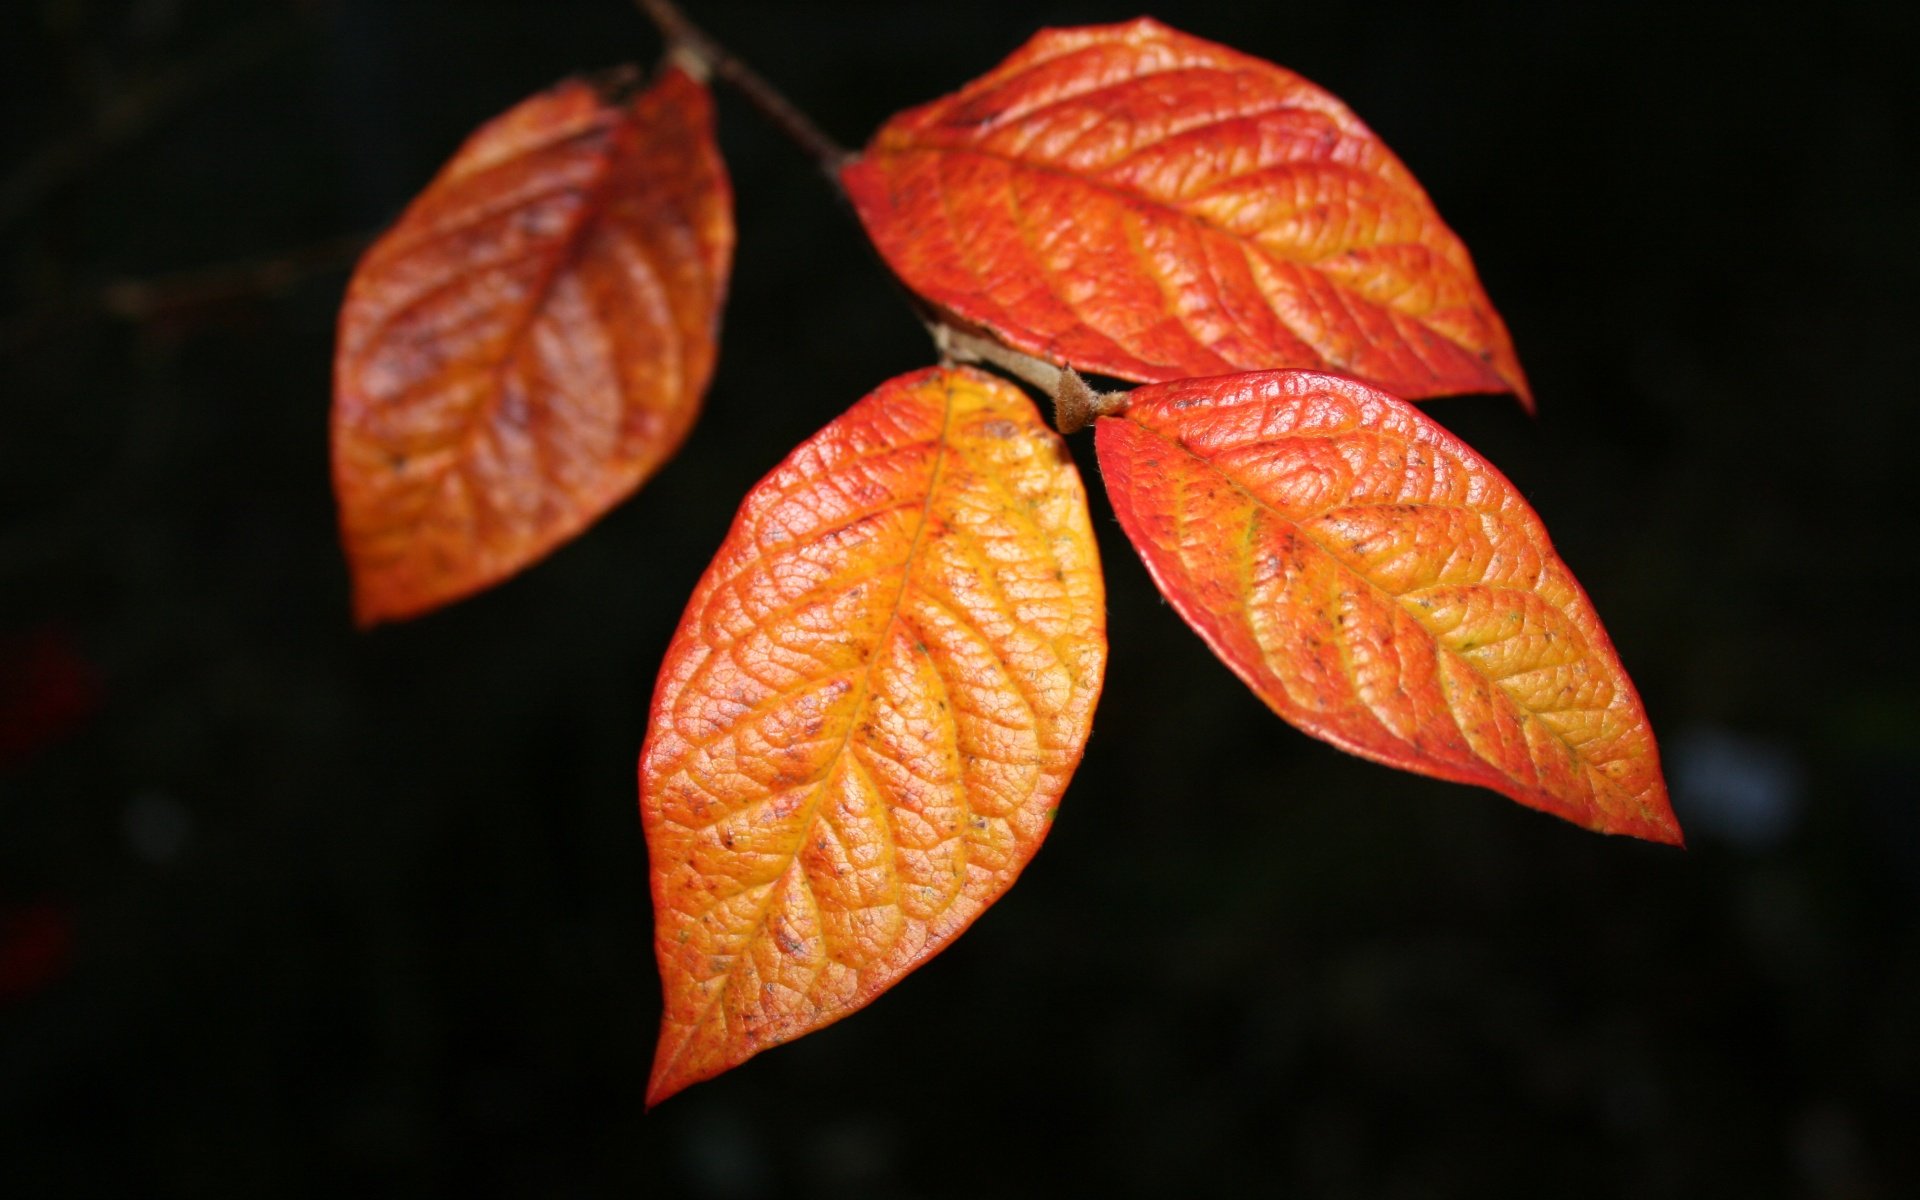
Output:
[
  {"xmin": 632, "ymin": 0, "xmax": 852, "ymax": 183},
  {"xmin": 95, "ymin": 231, "xmax": 373, "ymax": 322},
  {"xmin": 0, "ymin": 15, "xmax": 298, "ymax": 230},
  {"xmin": 0, "ymin": 232, "xmax": 372, "ymax": 357}
]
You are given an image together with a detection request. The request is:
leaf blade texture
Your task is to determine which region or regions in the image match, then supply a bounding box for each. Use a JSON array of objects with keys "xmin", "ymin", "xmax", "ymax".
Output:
[
  {"xmin": 844, "ymin": 18, "xmax": 1528, "ymax": 406},
  {"xmin": 1096, "ymin": 369, "xmax": 1675, "ymax": 842},
  {"xmin": 640, "ymin": 367, "xmax": 1107, "ymax": 1104},
  {"xmin": 332, "ymin": 66, "xmax": 732, "ymax": 625}
]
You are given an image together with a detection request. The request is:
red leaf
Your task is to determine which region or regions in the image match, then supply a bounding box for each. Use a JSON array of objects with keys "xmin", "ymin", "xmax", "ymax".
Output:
[
  {"xmin": 333, "ymin": 66, "xmax": 733, "ymax": 626},
  {"xmin": 843, "ymin": 18, "xmax": 1529, "ymax": 407},
  {"xmin": 1096, "ymin": 369, "xmax": 1675, "ymax": 843},
  {"xmin": 0, "ymin": 626, "xmax": 102, "ymax": 770},
  {"xmin": 640, "ymin": 367, "xmax": 1106, "ymax": 1104},
  {"xmin": 0, "ymin": 902, "xmax": 72, "ymax": 1003}
]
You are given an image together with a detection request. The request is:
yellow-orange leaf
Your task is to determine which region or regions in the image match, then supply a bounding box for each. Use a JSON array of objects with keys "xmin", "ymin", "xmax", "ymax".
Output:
[
  {"xmin": 639, "ymin": 366, "xmax": 1106, "ymax": 1104},
  {"xmin": 844, "ymin": 18, "xmax": 1529, "ymax": 407},
  {"xmin": 1096, "ymin": 370, "xmax": 1676, "ymax": 843},
  {"xmin": 332, "ymin": 66, "xmax": 732, "ymax": 625}
]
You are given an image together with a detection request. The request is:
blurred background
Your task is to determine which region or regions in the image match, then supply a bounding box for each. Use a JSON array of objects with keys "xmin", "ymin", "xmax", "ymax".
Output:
[{"xmin": 2, "ymin": 0, "xmax": 1914, "ymax": 1195}]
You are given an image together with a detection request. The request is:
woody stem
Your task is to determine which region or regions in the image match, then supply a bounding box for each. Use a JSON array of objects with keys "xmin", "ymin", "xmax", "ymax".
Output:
[{"xmin": 633, "ymin": 0, "xmax": 852, "ymax": 185}]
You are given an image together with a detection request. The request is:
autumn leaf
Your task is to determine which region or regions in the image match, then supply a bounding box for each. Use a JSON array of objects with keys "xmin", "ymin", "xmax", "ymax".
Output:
[
  {"xmin": 843, "ymin": 18, "xmax": 1528, "ymax": 408},
  {"xmin": 332, "ymin": 65, "xmax": 732, "ymax": 626},
  {"xmin": 1096, "ymin": 369, "xmax": 1676, "ymax": 843},
  {"xmin": 639, "ymin": 366, "xmax": 1106, "ymax": 1104}
]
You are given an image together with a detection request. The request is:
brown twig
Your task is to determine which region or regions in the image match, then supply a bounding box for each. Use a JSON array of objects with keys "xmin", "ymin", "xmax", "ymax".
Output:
[
  {"xmin": 633, "ymin": 0, "xmax": 852, "ymax": 183},
  {"xmin": 931, "ymin": 324, "xmax": 1064, "ymax": 395},
  {"xmin": 633, "ymin": 1, "xmax": 1126, "ymax": 434},
  {"xmin": 930, "ymin": 323, "xmax": 1127, "ymax": 433}
]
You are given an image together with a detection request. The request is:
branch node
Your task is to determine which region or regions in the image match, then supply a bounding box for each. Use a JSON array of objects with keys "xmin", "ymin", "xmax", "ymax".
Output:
[
  {"xmin": 1052, "ymin": 369, "xmax": 1097, "ymax": 435},
  {"xmin": 664, "ymin": 42, "xmax": 714, "ymax": 85}
]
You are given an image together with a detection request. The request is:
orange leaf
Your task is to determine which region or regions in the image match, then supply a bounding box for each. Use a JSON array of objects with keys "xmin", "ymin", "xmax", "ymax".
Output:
[
  {"xmin": 843, "ymin": 18, "xmax": 1529, "ymax": 407},
  {"xmin": 639, "ymin": 366, "xmax": 1106, "ymax": 1104},
  {"xmin": 332, "ymin": 66, "xmax": 732, "ymax": 626},
  {"xmin": 1095, "ymin": 370, "xmax": 1676, "ymax": 843}
]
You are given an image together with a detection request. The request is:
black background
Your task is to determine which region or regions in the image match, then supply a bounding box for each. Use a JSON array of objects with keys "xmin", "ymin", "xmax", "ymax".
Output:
[{"xmin": 3, "ymin": 0, "xmax": 1915, "ymax": 1195}]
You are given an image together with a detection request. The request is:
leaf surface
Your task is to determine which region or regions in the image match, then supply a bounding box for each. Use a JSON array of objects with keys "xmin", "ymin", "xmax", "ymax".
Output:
[
  {"xmin": 844, "ymin": 18, "xmax": 1528, "ymax": 406},
  {"xmin": 333, "ymin": 66, "xmax": 732, "ymax": 625},
  {"xmin": 640, "ymin": 366, "xmax": 1106, "ymax": 1104},
  {"xmin": 1096, "ymin": 369, "xmax": 1675, "ymax": 842}
]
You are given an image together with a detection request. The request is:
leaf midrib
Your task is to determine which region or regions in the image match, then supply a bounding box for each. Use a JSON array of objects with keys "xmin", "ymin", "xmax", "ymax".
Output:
[
  {"xmin": 1122, "ymin": 412, "xmax": 1624, "ymax": 806},
  {"xmin": 655, "ymin": 380, "xmax": 959, "ymax": 1090},
  {"xmin": 876, "ymin": 137, "xmax": 1427, "ymax": 278}
]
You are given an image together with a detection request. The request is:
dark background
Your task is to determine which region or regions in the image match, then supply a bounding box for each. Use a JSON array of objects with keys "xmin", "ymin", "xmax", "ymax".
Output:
[{"xmin": 3, "ymin": 0, "xmax": 1914, "ymax": 1195}]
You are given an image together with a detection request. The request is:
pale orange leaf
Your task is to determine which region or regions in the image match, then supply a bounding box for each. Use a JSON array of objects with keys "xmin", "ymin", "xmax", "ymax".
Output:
[{"xmin": 640, "ymin": 366, "xmax": 1106, "ymax": 1104}]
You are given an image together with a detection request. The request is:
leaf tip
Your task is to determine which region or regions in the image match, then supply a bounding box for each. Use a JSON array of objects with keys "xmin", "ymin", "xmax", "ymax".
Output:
[
  {"xmin": 1591, "ymin": 786, "xmax": 1684, "ymax": 847},
  {"xmin": 349, "ymin": 585, "xmax": 388, "ymax": 631},
  {"xmin": 347, "ymin": 570, "xmax": 435, "ymax": 629},
  {"xmin": 643, "ymin": 1033, "xmax": 690, "ymax": 1109},
  {"xmin": 642, "ymin": 1077, "xmax": 679, "ymax": 1111},
  {"xmin": 645, "ymin": 1019, "xmax": 733, "ymax": 1109},
  {"xmin": 1643, "ymin": 807, "xmax": 1687, "ymax": 849}
]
